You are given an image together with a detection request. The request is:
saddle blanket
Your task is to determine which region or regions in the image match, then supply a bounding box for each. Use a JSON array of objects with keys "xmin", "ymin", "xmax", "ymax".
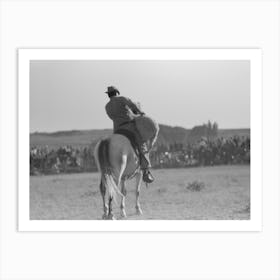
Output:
[{"xmin": 134, "ymin": 115, "xmax": 159, "ymax": 143}]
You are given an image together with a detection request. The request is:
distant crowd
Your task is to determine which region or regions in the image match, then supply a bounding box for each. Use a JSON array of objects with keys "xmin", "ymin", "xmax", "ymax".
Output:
[
  {"xmin": 152, "ymin": 136, "xmax": 250, "ymax": 169},
  {"xmin": 30, "ymin": 135, "xmax": 250, "ymax": 175}
]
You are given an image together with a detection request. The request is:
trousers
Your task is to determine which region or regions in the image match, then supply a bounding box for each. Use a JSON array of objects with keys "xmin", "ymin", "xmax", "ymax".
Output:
[{"xmin": 116, "ymin": 122, "xmax": 151, "ymax": 169}]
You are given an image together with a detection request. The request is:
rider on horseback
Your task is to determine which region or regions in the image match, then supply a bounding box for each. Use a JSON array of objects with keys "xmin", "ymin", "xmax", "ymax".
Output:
[{"xmin": 104, "ymin": 86, "xmax": 154, "ymax": 183}]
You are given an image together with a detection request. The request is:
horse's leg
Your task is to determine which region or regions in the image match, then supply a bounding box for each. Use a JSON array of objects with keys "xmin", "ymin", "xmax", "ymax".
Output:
[
  {"xmin": 116, "ymin": 155, "xmax": 127, "ymax": 218},
  {"xmin": 107, "ymin": 194, "xmax": 115, "ymax": 220},
  {"xmin": 107, "ymin": 169, "xmax": 124, "ymax": 220},
  {"xmin": 120, "ymin": 179, "xmax": 127, "ymax": 218},
  {"xmin": 135, "ymin": 171, "xmax": 143, "ymax": 215},
  {"xmin": 99, "ymin": 179, "xmax": 108, "ymax": 219}
]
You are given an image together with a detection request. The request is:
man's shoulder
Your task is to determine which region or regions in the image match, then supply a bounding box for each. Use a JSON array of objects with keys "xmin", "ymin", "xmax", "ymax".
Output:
[
  {"xmin": 105, "ymin": 101, "xmax": 111, "ymax": 111},
  {"xmin": 116, "ymin": 96, "xmax": 130, "ymax": 101},
  {"xmin": 111, "ymin": 96, "xmax": 131, "ymax": 103},
  {"xmin": 106, "ymin": 96, "xmax": 130, "ymax": 107}
]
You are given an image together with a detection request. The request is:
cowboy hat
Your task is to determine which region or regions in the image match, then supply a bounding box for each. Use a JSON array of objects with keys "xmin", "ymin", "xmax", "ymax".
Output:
[{"xmin": 105, "ymin": 86, "xmax": 120, "ymax": 95}]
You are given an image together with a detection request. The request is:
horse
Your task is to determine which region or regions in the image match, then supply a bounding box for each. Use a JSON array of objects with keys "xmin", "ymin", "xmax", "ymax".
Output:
[{"xmin": 94, "ymin": 121, "xmax": 158, "ymax": 220}]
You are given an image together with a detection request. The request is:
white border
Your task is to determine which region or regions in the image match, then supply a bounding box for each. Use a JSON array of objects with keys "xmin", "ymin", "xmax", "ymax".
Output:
[{"xmin": 18, "ymin": 48, "xmax": 262, "ymax": 232}]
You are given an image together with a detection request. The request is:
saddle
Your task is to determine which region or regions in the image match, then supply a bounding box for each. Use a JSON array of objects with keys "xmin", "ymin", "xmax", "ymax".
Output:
[{"xmin": 114, "ymin": 129, "xmax": 140, "ymax": 156}]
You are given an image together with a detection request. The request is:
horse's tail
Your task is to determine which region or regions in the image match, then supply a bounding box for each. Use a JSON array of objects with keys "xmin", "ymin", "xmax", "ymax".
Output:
[{"xmin": 94, "ymin": 138, "xmax": 122, "ymax": 204}]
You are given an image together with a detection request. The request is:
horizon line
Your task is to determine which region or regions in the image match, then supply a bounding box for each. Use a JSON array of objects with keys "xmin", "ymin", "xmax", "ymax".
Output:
[{"xmin": 30, "ymin": 125, "xmax": 251, "ymax": 135}]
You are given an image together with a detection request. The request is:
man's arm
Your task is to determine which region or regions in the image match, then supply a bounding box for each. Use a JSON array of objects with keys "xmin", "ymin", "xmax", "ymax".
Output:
[{"xmin": 126, "ymin": 98, "xmax": 145, "ymax": 115}]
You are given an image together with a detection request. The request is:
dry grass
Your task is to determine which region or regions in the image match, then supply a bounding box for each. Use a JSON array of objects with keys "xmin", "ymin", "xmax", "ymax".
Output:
[
  {"xmin": 186, "ymin": 181, "xmax": 205, "ymax": 192},
  {"xmin": 30, "ymin": 165, "xmax": 250, "ymax": 220}
]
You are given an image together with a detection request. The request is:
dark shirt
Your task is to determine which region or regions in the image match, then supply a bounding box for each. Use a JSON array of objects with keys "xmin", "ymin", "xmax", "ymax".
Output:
[{"xmin": 105, "ymin": 96, "xmax": 142, "ymax": 132}]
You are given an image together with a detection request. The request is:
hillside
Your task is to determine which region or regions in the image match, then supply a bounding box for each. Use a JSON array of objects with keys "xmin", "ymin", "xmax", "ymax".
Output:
[
  {"xmin": 30, "ymin": 125, "xmax": 250, "ymax": 149},
  {"xmin": 218, "ymin": 129, "xmax": 250, "ymax": 138}
]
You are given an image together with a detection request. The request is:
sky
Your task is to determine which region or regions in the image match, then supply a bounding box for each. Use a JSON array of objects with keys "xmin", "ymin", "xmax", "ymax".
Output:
[{"xmin": 30, "ymin": 60, "xmax": 250, "ymax": 132}]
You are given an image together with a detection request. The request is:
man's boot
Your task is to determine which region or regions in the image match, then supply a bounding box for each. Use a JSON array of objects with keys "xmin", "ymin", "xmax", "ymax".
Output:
[
  {"xmin": 143, "ymin": 168, "xmax": 154, "ymax": 184},
  {"xmin": 139, "ymin": 144, "xmax": 154, "ymax": 183}
]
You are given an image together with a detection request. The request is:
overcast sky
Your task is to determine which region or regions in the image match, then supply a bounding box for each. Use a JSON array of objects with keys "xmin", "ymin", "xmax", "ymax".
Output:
[{"xmin": 30, "ymin": 60, "xmax": 250, "ymax": 132}]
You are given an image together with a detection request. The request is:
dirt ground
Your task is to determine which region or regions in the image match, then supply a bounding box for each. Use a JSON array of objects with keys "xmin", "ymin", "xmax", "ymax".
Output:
[{"xmin": 30, "ymin": 165, "xmax": 250, "ymax": 220}]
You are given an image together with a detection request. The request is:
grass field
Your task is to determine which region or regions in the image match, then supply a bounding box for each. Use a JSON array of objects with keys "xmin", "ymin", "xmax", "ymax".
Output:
[{"xmin": 30, "ymin": 165, "xmax": 250, "ymax": 220}]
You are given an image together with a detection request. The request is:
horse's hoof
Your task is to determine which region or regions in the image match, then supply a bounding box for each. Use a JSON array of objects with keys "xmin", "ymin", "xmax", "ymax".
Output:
[
  {"xmin": 102, "ymin": 214, "xmax": 108, "ymax": 220},
  {"xmin": 107, "ymin": 214, "xmax": 115, "ymax": 220},
  {"xmin": 136, "ymin": 208, "xmax": 143, "ymax": 215},
  {"xmin": 120, "ymin": 211, "xmax": 127, "ymax": 219}
]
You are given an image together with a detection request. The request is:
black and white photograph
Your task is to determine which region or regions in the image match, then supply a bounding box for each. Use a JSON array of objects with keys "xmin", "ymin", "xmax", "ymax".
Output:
[
  {"xmin": 2, "ymin": 1, "xmax": 280, "ymax": 280},
  {"xmin": 18, "ymin": 48, "xmax": 261, "ymax": 231}
]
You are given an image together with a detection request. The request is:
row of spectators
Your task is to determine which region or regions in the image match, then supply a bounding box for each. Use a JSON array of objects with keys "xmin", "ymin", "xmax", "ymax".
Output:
[
  {"xmin": 152, "ymin": 136, "xmax": 250, "ymax": 169},
  {"xmin": 30, "ymin": 135, "xmax": 250, "ymax": 175},
  {"xmin": 30, "ymin": 146, "xmax": 94, "ymax": 175}
]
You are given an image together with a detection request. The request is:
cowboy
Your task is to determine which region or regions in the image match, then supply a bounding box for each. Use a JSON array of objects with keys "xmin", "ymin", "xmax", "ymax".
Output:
[{"xmin": 104, "ymin": 86, "xmax": 154, "ymax": 183}]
